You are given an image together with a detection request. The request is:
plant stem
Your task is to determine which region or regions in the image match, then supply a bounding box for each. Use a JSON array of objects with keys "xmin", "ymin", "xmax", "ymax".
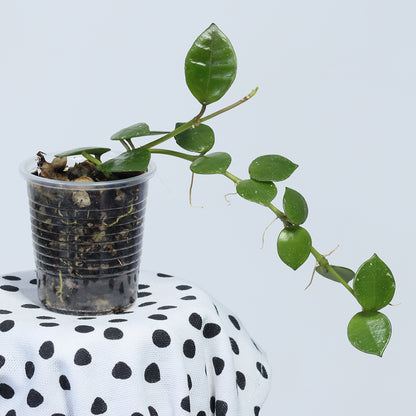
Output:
[
  {"xmin": 310, "ymin": 247, "xmax": 355, "ymax": 297},
  {"xmin": 141, "ymin": 88, "xmax": 258, "ymax": 150},
  {"xmin": 81, "ymin": 151, "xmax": 102, "ymax": 166},
  {"xmin": 120, "ymin": 140, "xmax": 131, "ymax": 152},
  {"xmin": 149, "ymin": 148, "xmax": 198, "ymax": 162}
]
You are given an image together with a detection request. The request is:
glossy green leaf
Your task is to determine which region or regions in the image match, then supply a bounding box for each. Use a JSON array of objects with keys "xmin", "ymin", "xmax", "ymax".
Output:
[
  {"xmin": 190, "ymin": 152, "xmax": 231, "ymax": 174},
  {"xmin": 99, "ymin": 148, "xmax": 151, "ymax": 173},
  {"xmin": 236, "ymin": 179, "xmax": 277, "ymax": 206},
  {"xmin": 185, "ymin": 23, "xmax": 237, "ymax": 105},
  {"xmin": 277, "ymin": 226, "xmax": 312, "ymax": 270},
  {"xmin": 353, "ymin": 254, "xmax": 395, "ymax": 311},
  {"xmin": 111, "ymin": 123, "xmax": 167, "ymax": 141},
  {"xmin": 249, "ymin": 155, "xmax": 298, "ymax": 182},
  {"xmin": 316, "ymin": 265, "xmax": 355, "ymax": 284},
  {"xmin": 174, "ymin": 122, "xmax": 215, "ymax": 153},
  {"xmin": 55, "ymin": 147, "xmax": 111, "ymax": 158},
  {"xmin": 283, "ymin": 187, "xmax": 308, "ymax": 225},
  {"xmin": 347, "ymin": 311, "xmax": 392, "ymax": 357}
]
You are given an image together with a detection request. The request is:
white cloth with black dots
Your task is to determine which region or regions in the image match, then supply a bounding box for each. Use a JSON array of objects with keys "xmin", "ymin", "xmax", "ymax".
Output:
[{"xmin": 0, "ymin": 270, "xmax": 270, "ymax": 416}]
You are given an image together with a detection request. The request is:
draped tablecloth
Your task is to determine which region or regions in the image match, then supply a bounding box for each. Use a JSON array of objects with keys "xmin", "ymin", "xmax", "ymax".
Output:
[{"xmin": 0, "ymin": 270, "xmax": 270, "ymax": 416}]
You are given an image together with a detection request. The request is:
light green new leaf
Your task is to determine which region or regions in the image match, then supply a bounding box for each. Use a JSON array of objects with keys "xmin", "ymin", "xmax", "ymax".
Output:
[
  {"xmin": 353, "ymin": 254, "xmax": 395, "ymax": 311},
  {"xmin": 347, "ymin": 311, "xmax": 392, "ymax": 357},
  {"xmin": 283, "ymin": 187, "xmax": 308, "ymax": 225},
  {"xmin": 99, "ymin": 148, "xmax": 151, "ymax": 173},
  {"xmin": 111, "ymin": 123, "xmax": 167, "ymax": 141},
  {"xmin": 236, "ymin": 179, "xmax": 277, "ymax": 206},
  {"xmin": 185, "ymin": 23, "xmax": 237, "ymax": 105},
  {"xmin": 190, "ymin": 152, "xmax": 231, "ymax": 174},
  {"xmin": 175, "ymin": 122, "xmax": 215, "ymax": 153},
  {"xmin": 249, "ymin": 155, "xmax": 298, "ymax": 182},
  {"xmin": 277, "ymin": 226, "xmax": 312, "ymax": 270},
  {"xmin": 55, "ymin": 147, "xmax": 111, "ymax": 158},
  {"xmin": 316, "ymin": 265, "xmax": 355, "ymax": 284}
]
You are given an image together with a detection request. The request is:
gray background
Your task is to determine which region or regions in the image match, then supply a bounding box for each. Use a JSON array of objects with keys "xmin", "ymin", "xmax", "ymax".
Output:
[{"xmin": 1, "ymin": 1, "xmax": 415, "ymax": 414}]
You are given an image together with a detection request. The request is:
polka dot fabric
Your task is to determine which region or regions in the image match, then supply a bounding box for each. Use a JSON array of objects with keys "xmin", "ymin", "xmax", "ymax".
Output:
[{"xmin": 0, "ymin": 271, "xmax": 270, "ymax": 415}]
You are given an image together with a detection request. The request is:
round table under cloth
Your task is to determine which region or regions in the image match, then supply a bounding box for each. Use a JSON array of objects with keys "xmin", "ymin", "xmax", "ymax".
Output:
[{"xmin": 0, "ymin": 270, "xmax": 270, "ymax": 416}]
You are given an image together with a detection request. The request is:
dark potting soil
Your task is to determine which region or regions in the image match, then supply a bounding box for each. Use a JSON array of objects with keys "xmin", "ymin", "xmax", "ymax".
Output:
[{"xmin": 28, "ymin": 153, "xmax": 148, "ymax": 315}]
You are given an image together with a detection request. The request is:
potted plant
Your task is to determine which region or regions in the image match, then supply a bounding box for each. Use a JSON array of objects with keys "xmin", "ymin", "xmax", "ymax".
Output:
[{"xmin": 21, "ymin": 23, "xmax": 395, "ymax": 357}]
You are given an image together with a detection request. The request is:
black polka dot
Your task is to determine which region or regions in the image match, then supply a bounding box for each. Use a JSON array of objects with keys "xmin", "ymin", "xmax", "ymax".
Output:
[
  {"xmin": 157, "ymin": 305, "xmax": 177, "ymax": 310},
  {"xmin": 138, "ymin": 284, "xmax": 150, "ymax": 289},
  {"xmin": 0, "ymin": 355, "xmax": 5, "ymax": 368},
  {"xmin": 230, "ymin": 337, "xmax": 240, "ymax": 355},
  {"xmin": 157, "ymin": 272, "xmax": 172, "ymax": 278},
  {"xmin": 137, "ymin": 292, "xmax": 152, "ymax": 298},
  {"xmin": 21, "ymin": 303, "xmax": 40, "ymax": 309},
  {"xmin": 203, "ymin": 323, "xmax": 221, "ymax": 338},
  {"xmin": 5, "ymin": 410, "xmax": 16, "ymax": 416},
  {"xmin": 108, "ymin": 318, "xmax": 127, "ymax": 323},
  {"xmin": 36, "ymin": 315, "xmax": 55, "ymax": 320},
  {"xmin": 2, "ymin": 275, "xmax": 20, "ymax": 281},
  {"xmin": 0, "ymin": 285, "xmax": 18, "ymax": 292},
  {"xmin": 25, "ymin": 361, "xmax": 35, "ymax": 379},
  {"xmin": 138, "ymin": 301, "xmax": 157, "ymax": 307},
  {"xmin": 30, "ymin": 278, "xmax": 37, "ymax": 285},
  {"xmin": 112, "ymin": 361, "xmax": 132, "ymax": 379},
  {"xmin": 75, "ymin": 325, "xmax": 95, "ymax": 333},
  {"xmin": 39, "ymin": 341, "xmax": 54, "ymax": 359},
  {"xmin": 183, "ymin": 339, "xmax": 196, "ymax": 358},
  {"xmin": 74, "ymin": 348, "xmax": 92, "ymax": 366},
  {"xmin": 216, "ymin": 400, "xmax": 228, "ymax": 416},
  {"xmin": 187, "ymin": 374, "xmax": 193, "ymax": 390},
  {"xmin": 210, "ymin": 397, "xmax": 216, "ymax": 413},
  {"xmin": 197, "ymin": 412, "xmax": 206, "ymax": 416},
  {"xmin": 176, "ymin": 285, "xmax": 192, "ymax": 291},
  {"xmin": 212, "ymin": 357, "xmax": 225, "ymax": 375},
  {"xmin": 0, "ymin": 320, "xmax": 14, "ymax": 332},
  {"xmin": 51, "ymin": 414, "xmax": 66, "ymax": 416},
  {"xmin": 152, "ymin": 329, "xmax": 171, "ymax": 348},
  {"xmin": 27, "ymin": 388, "xmax": 44, "ymax": 407},
  {"xmin": 0, "ymin": 309, "xmax": 12, "ymax": 314},
  {"xmin": 144, "ymin": 363, "xmax": 161, "ymax": 383},
  {"xmin": 256, "ymin": 362, "xmax": 268, "ymax": 379},
  {"xmin": 104, "ymin": 327, "xmax": 123, "ymax": 340},
  {"xmin": 59, "ymin": 375, "xmax": 71, "ymax": 390},
  {"xmin": 236, "ymin": 371, "xmax": 246, "ymax": 390},
  {"xmin": 78, "ymin": 317, "xmax": 96, "ymax": 320},
  {"xmin": 254, "ymin": 406, "xmax": 260, "ymax": 416},
  {"xmin": 0, "ymin": 383, "xmax": 14, "ymax": 399},
  {"xmin": 181, "ymin": 295, "xmax": 196, "ymax": 301},
  {"xmin": 91, "ymin": 397, "xmax": 107, "ymax": 414},
  {"xmin": 131, "ymin": 413, "xmax": 144, "ymax": 416},
  {"xmin": 189, "ymin": 313, "xmax": 202, "ymax": 330},
  {"xmin": 180, "ymin": 396, "xmax": 190, "ymax": 412},
  {"xmin": 148, "ymin": 314, "xmax": 167, "ymax": 320},
  {"xmin": 40, "ymin": 322, "xmax": 60, "ymax": 327},
  {"xmin": 229, "ymin": 315, "xmax": 241, "ymax": 330}
]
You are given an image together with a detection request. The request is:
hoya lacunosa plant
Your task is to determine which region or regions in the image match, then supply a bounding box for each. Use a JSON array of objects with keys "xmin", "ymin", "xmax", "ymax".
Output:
[{"xmin": 56, "ymin": 24, "xmax": 396, "ymax": 356}]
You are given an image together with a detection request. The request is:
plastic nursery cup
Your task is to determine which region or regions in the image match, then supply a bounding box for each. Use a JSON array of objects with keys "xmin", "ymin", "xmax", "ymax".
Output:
[{"xmin": 20, "ymin": 155, "xmax": 155, "ymax": 315}]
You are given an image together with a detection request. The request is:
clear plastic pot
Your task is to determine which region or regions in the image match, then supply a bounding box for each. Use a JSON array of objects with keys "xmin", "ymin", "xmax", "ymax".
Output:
[{"xmin": 20, "ymin": 155, "xmax": 155, "ymax": 315}]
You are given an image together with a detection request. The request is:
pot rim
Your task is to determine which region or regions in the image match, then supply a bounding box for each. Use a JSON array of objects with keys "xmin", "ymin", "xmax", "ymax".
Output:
[{"xmin": 20, "ymin": 153, "xmax": 156, "ymax": 190}]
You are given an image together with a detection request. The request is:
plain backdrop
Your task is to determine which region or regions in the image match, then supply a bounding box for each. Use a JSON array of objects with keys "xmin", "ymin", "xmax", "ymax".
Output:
[{"xmin": 1, "ymin": 1, "xmax": 415, "ymax": 415}]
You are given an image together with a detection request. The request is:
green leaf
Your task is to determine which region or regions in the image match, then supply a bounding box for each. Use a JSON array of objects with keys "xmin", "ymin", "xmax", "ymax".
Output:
[
  {"xmin": 185, "ymin": 23, "xmax": 237, "ymax": 105},
  {"xmin": 316, "ymin": 265, "xmax": 355, "ymax": 284},
  {"xmin": 347, "ymin": 311, "xmax": 392, "ymax": 357},
  {"xmin": 353, "ymin": 254, "xmax": 396, "ymax": 311},
  {"xmin": 190, "ymin": 152, "xmax": 231, "ymax": 174},
  {"xmin": 236, "ymin": 179, "xmax": 277, "ymax": 206},
  {"xmin": 175, "ymin": 122, "xmax": 215, "ymax": 153},
  {"xmin": 111, "ymin": 123, "xmax": 168, "ymax": 141},
  {"xmin": 277, "ymin": 226, "xmax": 312, "ymax": 270},
  {"xmin": 99, "ymin": 148, "xmax": 151, "ymax": 173},
  {"xmin": 55, "ymin": 147, "xmax": 111, "ymax": 158},
  {"xmin": 249, "ymin": 155, "xmax": 298, "ymax": 182},
  {"xmin": 283, "ymin": 187, "xmax": 308, "ymax": 225}
]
